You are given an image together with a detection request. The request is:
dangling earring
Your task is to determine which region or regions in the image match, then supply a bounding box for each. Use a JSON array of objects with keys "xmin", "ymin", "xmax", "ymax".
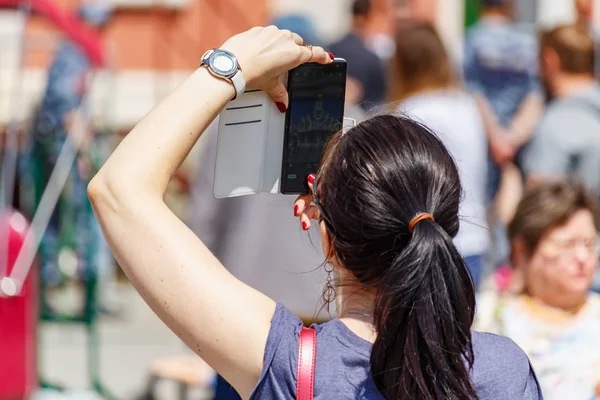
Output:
[{"xmin": 323, "ymin": 262, "xmax": 336, "ymax": 311}]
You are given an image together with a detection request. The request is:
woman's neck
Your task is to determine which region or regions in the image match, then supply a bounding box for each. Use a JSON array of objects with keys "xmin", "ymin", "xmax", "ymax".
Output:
[
  {"xmin": 520, "ymin": 293, "xmax": 589, "ymax": 320},
  {"xmin": 335, "ymin": 275, "xmax": 377, "ymax": 343}
]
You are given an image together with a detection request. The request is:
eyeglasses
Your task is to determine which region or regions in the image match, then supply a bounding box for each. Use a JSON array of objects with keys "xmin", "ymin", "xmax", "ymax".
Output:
[{"xmin": 542, "ymin": 237, "xmax": 600, "ymax": 259}]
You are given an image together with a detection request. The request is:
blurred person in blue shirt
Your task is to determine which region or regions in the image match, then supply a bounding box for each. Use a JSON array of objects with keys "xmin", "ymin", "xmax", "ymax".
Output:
[
  {"xmin": 464, "ymin": 0, "xmax": 543, "ymax": 184},
  {"xmin": 25, "ymin": 2, "xmax": 113, "ymax": 290},
  {"xmin": 463, "ymin": 0, "xmax": 544, "ymax": 269}
]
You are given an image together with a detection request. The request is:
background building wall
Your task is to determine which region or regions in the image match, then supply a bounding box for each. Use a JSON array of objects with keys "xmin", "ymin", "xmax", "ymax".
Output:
[
  {"xmin": 0, "ymin": 0, "xmax": 268, "ymax": 128},
  {"xmin": 0, "ymin": 0, "xmax": 592, "ymax": 129}
]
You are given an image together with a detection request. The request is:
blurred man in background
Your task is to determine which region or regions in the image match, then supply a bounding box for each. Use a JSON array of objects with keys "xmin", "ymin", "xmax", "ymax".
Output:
[
  {"xmin": 524, "ymin": 25, "xmax": 600, "ymax": 196},
  {"xmin": 328, "ymin": 0, "xmax": 387, "ymax": 111}
]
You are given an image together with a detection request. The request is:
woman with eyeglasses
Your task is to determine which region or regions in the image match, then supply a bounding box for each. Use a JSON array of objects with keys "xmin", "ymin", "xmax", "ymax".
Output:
[
  {"xmin": 476, "ymin": 180, "xmax": 600, "ymax": 399},
  {"xmin": 88, "ymin": 27, "xmax": 541, "ymax": 399}
]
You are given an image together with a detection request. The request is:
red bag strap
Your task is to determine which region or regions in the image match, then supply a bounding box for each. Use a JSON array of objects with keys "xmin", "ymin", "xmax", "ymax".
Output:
[{"xmin": 296, "ymin": 326, "xmax": 317, "ymax": 400}]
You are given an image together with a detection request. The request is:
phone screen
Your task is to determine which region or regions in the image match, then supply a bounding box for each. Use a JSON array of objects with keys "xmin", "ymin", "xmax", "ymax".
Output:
[{"xmin": 280, "ymin": 60, "xmax": 347, "ymax": 194}]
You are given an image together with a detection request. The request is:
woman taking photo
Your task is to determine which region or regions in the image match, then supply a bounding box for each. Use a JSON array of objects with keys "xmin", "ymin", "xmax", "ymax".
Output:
[{"xmin": 89, "ymin": 27, "xmax": 541, "ymax": 399}]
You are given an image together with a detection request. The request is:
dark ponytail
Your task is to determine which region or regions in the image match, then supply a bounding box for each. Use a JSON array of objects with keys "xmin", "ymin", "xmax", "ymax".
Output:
[
  {"xmin": 371, "ymin": 220, "xmax": 476, "ymax": 399},
  {"xmin": 318, "ymin": 115, "xmax": 478, "ymax": 399}
]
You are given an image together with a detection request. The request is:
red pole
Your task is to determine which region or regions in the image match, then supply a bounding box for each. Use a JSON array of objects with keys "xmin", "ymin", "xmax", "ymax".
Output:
[{"xmin": 0, "ymin": 210, "xmax": 38, "ymax": 399}]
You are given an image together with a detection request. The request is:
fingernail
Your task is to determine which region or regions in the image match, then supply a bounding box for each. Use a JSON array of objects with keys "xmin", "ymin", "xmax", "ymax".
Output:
[
  {"xmin": 294, "ymin": 205, "xmax": 299, "ymax": 216},
  {"xmin": 328, "ymin": 53, "xmax": 334, "ymax": 60},
  {"xmin": 276, "ymin": 102, "xmax": 287, "ymax": 113},
  {"xmin": 302, "ymin": 221, "xmax": 309, "ymax": 231},
  {"xmin": 307, "ymin": 174, "xmax": 316, "ymax": 184}
]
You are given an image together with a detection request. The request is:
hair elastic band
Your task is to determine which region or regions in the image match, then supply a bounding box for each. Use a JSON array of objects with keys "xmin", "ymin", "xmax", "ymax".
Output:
[{"xmin": 408, "ymin": 212, "xmax": 435, "ymax": 233}]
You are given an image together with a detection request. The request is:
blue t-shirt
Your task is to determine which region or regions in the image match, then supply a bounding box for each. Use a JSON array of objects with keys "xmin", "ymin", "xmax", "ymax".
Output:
[
  {"xmin": 463, "ymin": 16, "xmax": 540, "ymax": 126},
  {"xmin": 251, "ymin": 304, "xmax": 543, "ymax": 399}
]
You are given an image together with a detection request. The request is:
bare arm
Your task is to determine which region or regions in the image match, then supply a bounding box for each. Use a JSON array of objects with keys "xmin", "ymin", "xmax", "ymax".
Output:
[
  {"xmin": 474, "ymin": 94, "xmax": 515, "ymax": 165},
  {"xmin": 508, "ymin": 92, "xmax": 544, "ymax": 148},
  {"xmin": 474, "ymin": 93, "xmax": 502, "ymax": 138},
  {"xmin": 88, "ymin": 27, "xmax": 332, "ymax": 399}
]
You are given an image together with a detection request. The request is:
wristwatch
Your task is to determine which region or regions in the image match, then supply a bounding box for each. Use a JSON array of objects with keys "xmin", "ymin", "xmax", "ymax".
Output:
[{"xmin": 200, "ymin": 49, "xmax": 245, "ymax": 100}]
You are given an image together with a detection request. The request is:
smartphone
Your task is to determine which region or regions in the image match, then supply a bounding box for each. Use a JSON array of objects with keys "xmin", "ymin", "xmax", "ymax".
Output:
[{"xmin": 280, "ymin": 59, "xmax": 347, "ymax": 194}]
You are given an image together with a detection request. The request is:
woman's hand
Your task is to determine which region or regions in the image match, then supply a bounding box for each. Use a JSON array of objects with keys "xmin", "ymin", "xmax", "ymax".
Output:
[
  {"xmin": 221, "ymin": 26, "xmax": 333, "ymax": 109},
  {"xmin": 293, "ymin": 174, "xmax": 320, "ymax": 230}
]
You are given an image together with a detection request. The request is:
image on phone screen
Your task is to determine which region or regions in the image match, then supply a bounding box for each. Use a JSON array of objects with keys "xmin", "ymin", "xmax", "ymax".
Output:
[{"xmin": 280, "ymin": 60, "xmax": 347, "ymax": 194}]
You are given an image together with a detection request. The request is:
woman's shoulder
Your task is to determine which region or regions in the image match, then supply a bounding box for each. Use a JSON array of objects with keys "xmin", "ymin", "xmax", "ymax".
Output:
[
  {"xmin": 251, "ymin": 304, "xmax": 380, "ymax": 399},
  {"xmin": 472, "ymin": 331, "xmax": 529, "ymax": 367},
  {"xmin": 250, "ymin": 304, "xmax": 304, "ymax": 399},
  {"xmin": 263, "ymin": 303, "xmax": 304, "ymax": 352},
  {"xmin": 471, "ymin": 331, "xmax": 543, "ymax": 399}
]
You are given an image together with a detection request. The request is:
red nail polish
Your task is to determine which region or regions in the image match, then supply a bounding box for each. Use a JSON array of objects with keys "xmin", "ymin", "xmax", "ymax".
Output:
[
  {"xmin": 328, "ymin": 53, "xmax": 334, "ymax": 60},
  {"xmin": 294, "ymin": 205, "xmax": 299, "ymax": 216},
  {"xmin": 302, "ymin": 221, "xmax": 309, "ymax": 230},
  {"xmin": 276, "ymin": 102, "xmax": 287, "ymax": 113},
  {"xmin": 307, "ymin": 174, "xmax": 316, "ymax": 184}
]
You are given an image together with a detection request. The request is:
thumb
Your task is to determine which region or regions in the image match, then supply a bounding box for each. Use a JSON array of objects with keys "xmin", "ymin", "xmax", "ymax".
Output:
[{"xmin": 266, "ymin": 79, "xmax": 289, "ymax": 113}]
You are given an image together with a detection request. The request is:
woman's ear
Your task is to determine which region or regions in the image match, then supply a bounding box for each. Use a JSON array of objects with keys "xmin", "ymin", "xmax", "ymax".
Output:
[{"xmin": 320, "ymin": 220, "xmax": 336, "ymax": 262}]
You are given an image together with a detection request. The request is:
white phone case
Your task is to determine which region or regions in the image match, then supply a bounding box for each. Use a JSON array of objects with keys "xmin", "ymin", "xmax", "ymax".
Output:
[
  {"xmin": 214, "ymin": 90, "xmax": 285, "ymax": 198},
  {"xmin": 214, "ymin": 90, "xmax": 356, "ymax": 199}
]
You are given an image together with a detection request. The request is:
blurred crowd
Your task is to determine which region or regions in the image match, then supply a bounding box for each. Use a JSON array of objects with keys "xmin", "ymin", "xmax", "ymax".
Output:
[
  {"xmin": 8, "ymin": 0, "xmax": 600, "ymax": 398},
  {"xmin": 380, "ymin": 0, "xmax": 600, "ymax": 398}
]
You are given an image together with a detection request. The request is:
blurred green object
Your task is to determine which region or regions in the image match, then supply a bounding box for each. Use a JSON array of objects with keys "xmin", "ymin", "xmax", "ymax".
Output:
[
  {"xmin": 27, "ymin": 128, "xmax": 116, "ymax": 400},
  {"xmin": 465, "ymin": 0, "xmax": 481, "ymax": 28}
]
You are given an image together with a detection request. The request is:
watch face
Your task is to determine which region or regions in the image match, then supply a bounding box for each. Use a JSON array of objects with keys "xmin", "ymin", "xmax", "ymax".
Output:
[{"xmin": 209, "ymin": 50, "xmax": 238, "ymax": 77}]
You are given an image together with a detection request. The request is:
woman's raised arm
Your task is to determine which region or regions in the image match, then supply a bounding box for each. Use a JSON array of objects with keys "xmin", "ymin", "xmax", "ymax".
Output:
[{"xmin": 87, "ymin": 26, "xmax": 331, "ymax": 399}]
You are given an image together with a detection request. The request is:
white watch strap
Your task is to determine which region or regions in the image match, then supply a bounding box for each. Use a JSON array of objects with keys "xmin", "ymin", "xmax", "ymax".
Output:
[{"xmin": 231, "ymin": 70, "xmax": 246, "ymax": 98}]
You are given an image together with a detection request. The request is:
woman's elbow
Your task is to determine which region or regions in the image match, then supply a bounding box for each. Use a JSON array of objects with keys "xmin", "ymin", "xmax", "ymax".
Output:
[
  {"xmin": 87, "ymin": 173, "xmax": 122, "ymax": 215},
  {"xmin": 88, "ymin": 172, "xmax": 161, "ymax": 216}
]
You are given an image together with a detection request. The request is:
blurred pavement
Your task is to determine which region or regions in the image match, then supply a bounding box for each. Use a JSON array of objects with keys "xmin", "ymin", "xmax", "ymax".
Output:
[{"xmin": 37, "ymin": 283, "xmax": 213, "ymax": 400}]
